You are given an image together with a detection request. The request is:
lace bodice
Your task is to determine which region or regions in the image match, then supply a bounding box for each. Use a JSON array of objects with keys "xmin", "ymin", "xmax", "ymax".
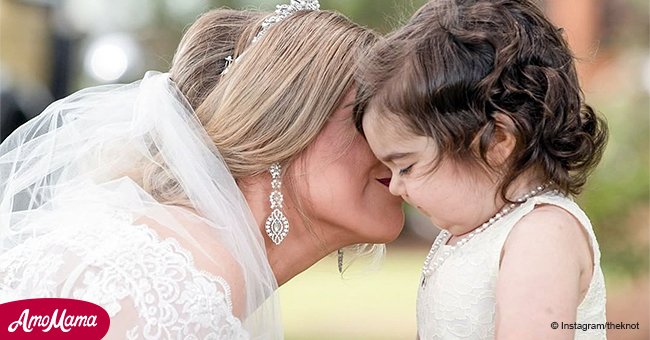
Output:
[
  {"xmin": 0, "ymin": 208, "xmax": 248, "ymax": 339},
  {"xmin": 416, "ymin": 193, "xmax": 606, "ymax": 339}
]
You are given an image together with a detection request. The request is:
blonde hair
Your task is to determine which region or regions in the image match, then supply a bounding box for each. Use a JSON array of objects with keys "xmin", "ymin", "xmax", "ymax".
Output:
[
  {"xmin": 170, "ymin": 10, "xmax": 265, "ymax": 111},
  {"xmin": 145, "ymin": 8, "xmax": 378, "ymax": 208},
  {"xmin": 198, "ymin": 10, "xmax": 377, "ymax": 179}
]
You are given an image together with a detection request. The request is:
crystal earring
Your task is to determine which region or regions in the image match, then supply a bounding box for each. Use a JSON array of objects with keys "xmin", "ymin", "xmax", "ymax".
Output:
[
  {"xmin": 337, "ymin": 249, "xmax": 344, "ymax": 273},
  {"xmin": 265, "ymin": 163, "xmax": 289, "ymax": 245}
]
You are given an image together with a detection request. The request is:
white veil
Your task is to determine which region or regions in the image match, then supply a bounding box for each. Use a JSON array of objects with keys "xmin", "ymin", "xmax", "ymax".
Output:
[{"xmin": 0, "ymin": 71, "xmax": 281, "ymax": 338}]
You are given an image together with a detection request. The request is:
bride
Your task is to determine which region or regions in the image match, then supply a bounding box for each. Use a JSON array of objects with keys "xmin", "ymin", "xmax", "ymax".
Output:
[{"xmin": 0, "ymin": 1, "xmax": 404, "ymax": 338}]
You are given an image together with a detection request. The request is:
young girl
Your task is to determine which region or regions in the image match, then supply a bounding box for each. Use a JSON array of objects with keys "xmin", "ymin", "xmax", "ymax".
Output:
[{"xmin": 354, "ymin": 0, "xmax": 608, "ymax": 338}]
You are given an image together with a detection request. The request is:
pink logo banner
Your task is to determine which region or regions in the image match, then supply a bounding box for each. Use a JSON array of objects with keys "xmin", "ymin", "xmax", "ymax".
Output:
[{"xmin": 0, "ymin": 298, "xmax": 110, "ymax": 339}]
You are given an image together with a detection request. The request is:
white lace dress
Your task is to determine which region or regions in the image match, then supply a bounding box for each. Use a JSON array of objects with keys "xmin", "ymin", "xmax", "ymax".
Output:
[
  {"xmin": 0, "ymin": 207, "xmax": 248, "ymax": 340},
  {"xmin": 416, "ymin": 192, "xmax": 606, "ymax": 339}
]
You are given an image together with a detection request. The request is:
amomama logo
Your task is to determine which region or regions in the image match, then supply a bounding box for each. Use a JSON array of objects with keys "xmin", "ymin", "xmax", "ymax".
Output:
[{"xmin": 0, "ymin": 298, "xmax": 110, "ymax": 339}]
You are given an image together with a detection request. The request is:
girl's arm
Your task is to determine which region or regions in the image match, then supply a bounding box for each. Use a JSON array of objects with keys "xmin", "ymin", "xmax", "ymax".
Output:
[{"xmin": 495, "ymin": 205, "xmax": 594, "ymax": 340}]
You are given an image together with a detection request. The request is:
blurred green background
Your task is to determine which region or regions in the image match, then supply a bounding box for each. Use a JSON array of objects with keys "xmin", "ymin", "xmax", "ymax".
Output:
[{"xmin": 1, "ymin": 0, "xmax": 648, "ymax": 339}]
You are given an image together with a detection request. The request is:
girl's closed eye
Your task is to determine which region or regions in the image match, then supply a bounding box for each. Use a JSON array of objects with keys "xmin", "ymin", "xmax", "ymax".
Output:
[{"xmin": 399, "ymin": 164, "xmax": 414, "ymax": 176}]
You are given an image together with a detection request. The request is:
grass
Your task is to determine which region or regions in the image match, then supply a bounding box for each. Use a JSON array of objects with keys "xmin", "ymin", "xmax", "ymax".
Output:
[{"xmin": 279, "ymin": 244, "xmax": 427, "ymax": 340}]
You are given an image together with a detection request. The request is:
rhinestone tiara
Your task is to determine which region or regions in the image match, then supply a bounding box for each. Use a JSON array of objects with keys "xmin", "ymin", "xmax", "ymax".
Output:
[
  {"xmin": 253, "ymin": 0, "xmax": 321, "ymax": 43},
  {"xmin": 221, "ymin": 0, "xmax": 320, "ymax": 75}
]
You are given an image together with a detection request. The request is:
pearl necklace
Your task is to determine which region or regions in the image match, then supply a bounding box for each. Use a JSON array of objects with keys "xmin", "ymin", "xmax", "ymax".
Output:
[{"xmin": 420, "ymin": 182, "xmax": 553, "ymax": 287}]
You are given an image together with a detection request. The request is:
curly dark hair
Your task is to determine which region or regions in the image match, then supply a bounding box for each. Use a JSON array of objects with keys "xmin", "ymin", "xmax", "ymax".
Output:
[{"xmin": 354, "ymin": 0, "xmax": 608, "ymax": 200}]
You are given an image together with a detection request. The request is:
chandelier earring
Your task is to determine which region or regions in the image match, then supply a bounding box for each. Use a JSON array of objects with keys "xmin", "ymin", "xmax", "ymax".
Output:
[{"xmin": 265, "ymin": 163, "xmax": 290, "ymax": 245}]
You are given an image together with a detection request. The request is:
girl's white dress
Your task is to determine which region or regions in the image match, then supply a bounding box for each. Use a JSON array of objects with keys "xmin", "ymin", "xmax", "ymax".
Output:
[{"xmin": 416, "ymin": 192, "xmax": 607, "ymax": 339}]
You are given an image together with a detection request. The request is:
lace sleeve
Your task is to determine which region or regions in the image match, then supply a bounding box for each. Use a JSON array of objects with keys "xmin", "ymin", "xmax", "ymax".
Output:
[{"xmin": 0, "ymin": 212, "xmax": 249, "ymax": 340}]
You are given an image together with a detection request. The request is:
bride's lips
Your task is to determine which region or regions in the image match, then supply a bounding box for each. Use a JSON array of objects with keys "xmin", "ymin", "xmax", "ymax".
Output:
[{"xmin": 376, "ymin": 177, "xmax": 391, "ymax": 187}]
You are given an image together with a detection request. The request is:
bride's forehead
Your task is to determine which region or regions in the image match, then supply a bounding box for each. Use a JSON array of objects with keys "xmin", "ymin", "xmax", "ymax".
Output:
[{"xmin": 327, "ymin": 90, "xmax": 357, "ymax": 122}]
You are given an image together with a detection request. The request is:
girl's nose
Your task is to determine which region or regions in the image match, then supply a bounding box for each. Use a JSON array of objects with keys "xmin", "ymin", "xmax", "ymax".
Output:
[{"xmin": 388, "ymin": 174, "xmax": 404, "ymax": 197}]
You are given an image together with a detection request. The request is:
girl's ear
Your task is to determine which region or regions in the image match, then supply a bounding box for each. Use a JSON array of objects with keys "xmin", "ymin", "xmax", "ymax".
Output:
[{"xmin": 486, "ymin": 112, "xmax": 517, "ymax": 167}]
